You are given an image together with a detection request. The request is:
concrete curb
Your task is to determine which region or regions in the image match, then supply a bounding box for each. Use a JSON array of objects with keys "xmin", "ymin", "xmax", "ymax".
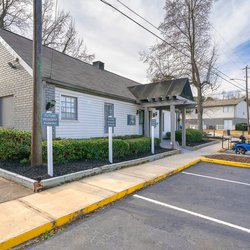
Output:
[
  {"xmin": 200, "ymin": 157, "xmax": 250, "ymax": 168},
  {"xmin": 41, "ymin": 149, "xmax": 181, "ymax": 190},
  {"xmin": 0, "ymin": 168, "xmax": 36, "ymax": 190},
  {"xmin": 0, "ymin": 156, "xmax": 197, "ymax": 250},
  {"xmin": 184, "ymin": 140, "xmax": 219, "ymax": 151},
  {"xmin": 0, "ymin": 150, "xmax": 180, "ymax": 191}
]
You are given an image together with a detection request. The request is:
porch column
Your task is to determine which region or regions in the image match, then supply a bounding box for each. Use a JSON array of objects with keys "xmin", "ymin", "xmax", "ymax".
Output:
[
  {"xmin": 170, "ymin": 104, "xmax": 176, "ymax": 149},
  {"xmin": 159, "ymin": 109, "xmax": 163, "ymax": 143},
  {"xmin": 144, "ymin": 108, "xmax": 149, "ymax": 137},
  {"xmin": 182, "ymin": 108, "xmax": 186, "ymax": 147}
]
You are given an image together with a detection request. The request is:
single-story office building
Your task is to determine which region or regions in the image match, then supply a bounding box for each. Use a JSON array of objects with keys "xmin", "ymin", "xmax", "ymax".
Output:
[{"xmin": 0, "ymin": 28, "xmax": 195, "ymax": 148}]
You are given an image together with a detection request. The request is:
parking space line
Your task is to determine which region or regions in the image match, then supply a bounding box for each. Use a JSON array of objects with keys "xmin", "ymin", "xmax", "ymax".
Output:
[
  {"xmin": 182, "ymin": 172, "xmax": 250, "ymax": 186},
  {"xmin": 134, "ymin": 194, "xmax": 250, "ymax": 234}
]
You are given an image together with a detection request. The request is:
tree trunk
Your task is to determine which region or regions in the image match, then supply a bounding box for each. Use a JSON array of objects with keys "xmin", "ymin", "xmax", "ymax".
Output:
[{"xmin": 197, "ymin": 86, "xmax": 203, "ymax": 131}]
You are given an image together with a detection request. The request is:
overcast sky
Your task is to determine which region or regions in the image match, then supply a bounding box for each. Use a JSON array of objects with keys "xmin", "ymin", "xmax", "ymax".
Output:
[{"xmin": 59, "ymin": 0, "xmax": 250, "ymax": 94}]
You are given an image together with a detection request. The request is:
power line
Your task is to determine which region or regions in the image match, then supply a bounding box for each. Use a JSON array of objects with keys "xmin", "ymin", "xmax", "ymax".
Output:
[
  {"xmin": 102, "ymin": 0, "xmax": 245, "ymax": 91},
  {"xmin": 115, "ymin": 0, "xmax": 159, "ymax": 31},
  {"xmin": 211, "ymin": 25, "xmax": 247, "ymax": 67}
]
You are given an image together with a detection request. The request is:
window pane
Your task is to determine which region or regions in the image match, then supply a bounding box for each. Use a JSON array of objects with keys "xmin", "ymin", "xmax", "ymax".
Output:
[{"xmin": 61, "ymin": 95, "xmax": 77, "ymax": 120}]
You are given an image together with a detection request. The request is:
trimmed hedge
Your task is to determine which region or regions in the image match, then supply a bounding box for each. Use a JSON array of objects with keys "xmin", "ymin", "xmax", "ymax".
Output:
[
  {"xmin": 0, "ymin": 129, "xmax": 31, "ymax": 160},
  {"xmin": 166, "ymin": 128, "xmax": 203, "ymax": 143},
  {"xmin": 235, "ymin": 123, "xmax": 247, "ymax": 131},
  {"xmin": 0, "ymin": 128, "xmax": 159, "ymax": 164},
  {"xmin": 42, "ymin": 137, "xmax": 160, "ymax": 164}
]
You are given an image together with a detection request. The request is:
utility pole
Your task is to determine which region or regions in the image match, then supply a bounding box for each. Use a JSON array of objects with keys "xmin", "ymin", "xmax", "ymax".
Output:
[
  {"xmin": 244, "ymin": 66, "xmax": 250, "ymax": 135},
  {"xmin": 31, "ymin": 0, "xmax": 43, "ymax": 167}
]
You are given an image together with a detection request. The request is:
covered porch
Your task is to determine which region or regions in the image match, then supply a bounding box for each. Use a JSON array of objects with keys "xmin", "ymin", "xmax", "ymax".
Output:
[{"xmin": 129, "ymin": 78, "xmax": 196, "ymax": 149}]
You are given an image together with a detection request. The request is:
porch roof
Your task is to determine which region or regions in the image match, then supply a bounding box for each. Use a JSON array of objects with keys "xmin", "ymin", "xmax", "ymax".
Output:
[{"xmin": 128, "ymin": 78, "xmax": 196, "ymax": 108}]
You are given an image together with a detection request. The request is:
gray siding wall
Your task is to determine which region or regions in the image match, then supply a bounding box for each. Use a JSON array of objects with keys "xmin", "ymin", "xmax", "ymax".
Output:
[{"xmin": 0, "ymin": 43, "xmax": 33, "ymax": 131}]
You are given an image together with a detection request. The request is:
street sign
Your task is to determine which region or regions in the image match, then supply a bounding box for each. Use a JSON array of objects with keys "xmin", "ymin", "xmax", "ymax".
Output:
[
  {"xmin": 42, "ymin": 112, "xmax": 59, "ymax": 127},
  {"xmin": 107, "ymin": 117, "xmax": 116, "ymax": 127},
  {"xmin": 151, "ymin": 119, "xmax": 157, "ymax": 127}
]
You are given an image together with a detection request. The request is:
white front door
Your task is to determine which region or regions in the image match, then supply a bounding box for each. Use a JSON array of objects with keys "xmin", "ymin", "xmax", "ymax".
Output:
[{"xmin": 224, "ymin": 120, "xmax": 233, "ymax": 130}]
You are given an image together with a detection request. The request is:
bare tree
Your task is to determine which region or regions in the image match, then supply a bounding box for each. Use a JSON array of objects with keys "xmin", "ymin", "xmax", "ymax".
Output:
[
  {"xmin": 142, "ymin": 0, "xmax": 218, "ymax": 130},
  {"xmin": 41, "ymin": 0, "xmax": 94, "ymax": 63},
  {"xmin": 0, "ymin": 0, "xmax": 31, "ymax": 31}
]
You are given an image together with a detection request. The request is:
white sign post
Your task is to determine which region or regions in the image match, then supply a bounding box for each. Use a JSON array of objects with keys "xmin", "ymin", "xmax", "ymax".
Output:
[
  {"xmin": 151, "ymin": 119, "xmax": 157, "ymax": 154},
  {"xmin": 47, "ymin": 126, "xmax": 53, "ymax": 176},
  {"xmin": 42, "ymin": 112, "xmax": 59, "ymax": 177},
  {"xmin": 109, "ymin": 126, "xmax": 113, "ymax": 163},
  {"xmin": 151, "ymin": 125, "xmax": 155, "ymax": 154},
  {"xmin": 107, "ymin": 116, "xmax": 116, "ymax": 164}
]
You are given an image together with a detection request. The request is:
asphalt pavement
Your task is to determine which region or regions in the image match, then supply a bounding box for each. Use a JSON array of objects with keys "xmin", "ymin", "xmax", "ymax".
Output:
[{"xmin": 28, "ymin": 162, "xmax": 250, "ymax": 250}]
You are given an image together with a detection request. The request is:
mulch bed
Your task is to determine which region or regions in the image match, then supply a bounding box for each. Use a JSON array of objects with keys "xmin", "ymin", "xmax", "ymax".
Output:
[
  {"xmin": 0, "ymin": 148, "xmax": 170, "ymax": 180},
  {"xmin": 205, "ymin": 154, "xmax": 250, "ymax": 164}
]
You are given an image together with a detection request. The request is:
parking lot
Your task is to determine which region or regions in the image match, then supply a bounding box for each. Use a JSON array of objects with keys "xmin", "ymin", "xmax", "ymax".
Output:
[{"xmin": 30, "ymin": 162, "xmax": 250, "ymax": 250}]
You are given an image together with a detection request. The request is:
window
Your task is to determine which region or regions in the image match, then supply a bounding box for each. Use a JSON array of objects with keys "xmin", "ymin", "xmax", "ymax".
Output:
[
  {"xmin": 0, "ymin": 95, "xmax": 14, "ymax": 127},
  {"xmin": 223, "ymin": 106, "xmax": 233, "ymax": 113},
  {"xmin": 224, "ymin": 120, "xmax": 233, "ymax": 130},
  {"xmin": 61, "ymin": 95, "xmax": 77, "ymax": 120},
  {"xmin": 104, "ymin": 103, "xmax": 114, "ymax": 133}
]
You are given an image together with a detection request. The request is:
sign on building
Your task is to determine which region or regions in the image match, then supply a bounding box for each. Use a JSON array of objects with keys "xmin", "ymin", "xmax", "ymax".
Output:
[{"xmin": 127, "ymin": 115, "xmax": 136, "ymax": 125}]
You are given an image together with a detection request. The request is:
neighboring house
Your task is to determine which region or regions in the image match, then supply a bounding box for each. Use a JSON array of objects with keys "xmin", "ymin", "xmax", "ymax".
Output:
[
  {"xmin": 0, "ymin": 29, "xmax": 195, "ymax": 144},
  {"xmin": 186, "ymin": 98, "xmax": 249, "ymax": 130}
]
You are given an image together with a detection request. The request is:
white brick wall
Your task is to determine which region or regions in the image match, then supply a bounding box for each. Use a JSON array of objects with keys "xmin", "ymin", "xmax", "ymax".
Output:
[{"xmin": 0, "ymin": 43, "xmax": 33, "ymax": 131}]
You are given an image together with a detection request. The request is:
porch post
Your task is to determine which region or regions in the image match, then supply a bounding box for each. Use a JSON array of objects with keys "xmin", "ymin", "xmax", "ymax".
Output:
[
  {"xmin": 159, "ymin": 109, "xmax": 163, "ymax": 143},
  {"xmin": 170, "ymin": 104, "xmax": 176, "ymax": 149},
  {"xmin": 144, "ymin": 108, "xmax": 149, "ymax": 137},
  {"xmin": 182, "ymin": 108, "xmax": 186, "ymax": 147}
]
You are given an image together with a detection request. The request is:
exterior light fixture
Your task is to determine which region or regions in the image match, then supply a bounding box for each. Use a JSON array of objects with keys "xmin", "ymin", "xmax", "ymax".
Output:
[
  {"xmin": 46, "ymin": 100, "xmax": 56, "ymax": 111},
  {"xmin": 8, "ymin": 62, "xmax": 17, "ymax": 69}
]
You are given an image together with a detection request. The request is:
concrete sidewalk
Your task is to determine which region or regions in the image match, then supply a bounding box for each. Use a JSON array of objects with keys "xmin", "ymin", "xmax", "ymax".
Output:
[
  {"xmin": 0, "ymin": 143, "xmax": 221, "ymax": 249},
  {"xmin": 0, "ymin": 177, "xmax": 32, "ymax": 203}
]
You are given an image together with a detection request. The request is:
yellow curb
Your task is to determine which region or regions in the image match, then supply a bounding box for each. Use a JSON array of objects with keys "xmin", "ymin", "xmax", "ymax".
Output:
[
  {"xmin": 0, "ymin": 222, "xmax": 54, "ymax": 250},
  {"xmin": 0, "ymin": 158, "xmax": 200, "ymax": 250},
  {"xmin": 200, "ymin": 157, "xmax": 250, "ymax": 168}
]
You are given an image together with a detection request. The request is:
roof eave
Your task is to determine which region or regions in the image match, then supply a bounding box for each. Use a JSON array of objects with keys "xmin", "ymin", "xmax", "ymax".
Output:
[
  {"xmin": 0, "ymin": 34, "xmax": 33, "ymax": 76},
  {"xmin": 44, "ymin": 77, "xmax": 137, "ymax": 104}
]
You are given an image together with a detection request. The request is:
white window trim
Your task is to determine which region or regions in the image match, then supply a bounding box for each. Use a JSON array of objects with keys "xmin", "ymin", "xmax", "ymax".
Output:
[
  {"xmin": 223, "ymin": 106, "xmax": 233, "ymax": 113},
  {"xmin": 60, "ymin": 94, "xmax": 79, "ymax": 121}
]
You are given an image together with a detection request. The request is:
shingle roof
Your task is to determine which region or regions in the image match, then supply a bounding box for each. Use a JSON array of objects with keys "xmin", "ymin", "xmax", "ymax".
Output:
[
  {"xmin": 0, "ymin": 28, "xmax": 140, "ymax": 101},
  {"xmin": 203, "ymin": 98, "xmax": 245, "ymax": 107},
  {"xmin": 128, "ymin": 78, "xmax": 194, "ymax": 101}
]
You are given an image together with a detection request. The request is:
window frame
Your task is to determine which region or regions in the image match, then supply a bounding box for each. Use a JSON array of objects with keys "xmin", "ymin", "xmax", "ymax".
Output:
[
  {"xmin": 223, "ymin": 106, "xmax": 233, "ymax": 113},
  {"xmin": 60, "ymin": 95, "xmax": 78, "ymax": 121},
  {"xmin": 104, "ymin": 102, "xmax": 114, "ymax": 133}
]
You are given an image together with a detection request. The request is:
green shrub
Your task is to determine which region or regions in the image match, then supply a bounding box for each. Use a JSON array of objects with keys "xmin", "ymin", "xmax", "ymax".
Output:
[
  {"xmin": 235, "ymin": 123, "xmax": 247, "ymax": 131},
  {"xmin": 0, "ymin": 128, "xmax": 158, "ymax": 164},
  {"xmin": 0, "ymin": 128, "xmax": 31, "ymax": 160},
  {"xmin": 42, "ymin": 137, "xmax": 157, "ymax": 164},
  {"xmin": 92, "ymin": 135, "xmax": 144, "ymax": 140},
  {"xmin": 166, "ymin": 129, "xmax": 203, "ymax": 143}
]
